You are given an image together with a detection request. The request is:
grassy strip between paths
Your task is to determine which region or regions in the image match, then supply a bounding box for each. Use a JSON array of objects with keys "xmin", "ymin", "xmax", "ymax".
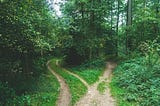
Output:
[
  {"xmin": 70, "ymin": 67, "xmax": 104, "ymax": 85},
  {"xmin": 49, "ymin": 59, "xmax": 87, "ymax": 105},
  {"xmin": 97, "ymin": 81, "xmax": 108, "ymax": 94}
]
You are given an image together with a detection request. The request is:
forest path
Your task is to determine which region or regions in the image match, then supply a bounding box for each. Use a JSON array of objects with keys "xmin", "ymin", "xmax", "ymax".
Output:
[
  {"xmin": 47, "ymin": 61, "xmax": 71, "ymax": 106},
  {"xmin": 56, "ymin": 60, "xmax": 89, "ymax": 88},
  {"xmin": 62, "ymin": 68, "xmax": 89, "ymax": 88},
  {"xmin": 75, "ymin": 62, "xmax": 116, "ymax": 106}
]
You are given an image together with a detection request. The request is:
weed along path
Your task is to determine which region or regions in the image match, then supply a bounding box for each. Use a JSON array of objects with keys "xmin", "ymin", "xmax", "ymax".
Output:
[
  {"xmin": 47, "ymin": 61, "xmax": 71, "ymax": 106},
  {"xmin": 47, "ymin": 59, "xmax": 116, "ymax": 106},
  {"xmin": 56, "ymin": 60, "xmax": 89, "ymax": 88},
  {"xmin": 63, "ymin": 68, "xmax": 89, "ymax": 88},
  {"xmin": 75, "ymin": 62, "xmax": 116, "ymax": 106}
]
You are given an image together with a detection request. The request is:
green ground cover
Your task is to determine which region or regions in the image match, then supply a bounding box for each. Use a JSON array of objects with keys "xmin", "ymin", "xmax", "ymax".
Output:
[
  {"xmin": 49, "ymin": 59, "xmax": 87, "ymax": 105},
  {"xmin": 110, "ymin": 57, "xmax": 160, "ymax": 106}
]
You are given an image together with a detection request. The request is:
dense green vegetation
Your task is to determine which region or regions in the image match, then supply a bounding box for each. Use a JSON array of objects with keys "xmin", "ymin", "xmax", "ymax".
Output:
[
  {"xmin": 0, "ymin": 0, "xmax": 160, "ymax": 105},
  {"xmin": 0, "ymin": 57, "xmax": 60, "ymax": 106},
  {"xmin": 49, "ymin": 59, "xmax": 87, "ymax": 105},
  {"xmin": 70, "ymin": 58, "xmax": 105, "ymax": 85},
  {"xmin": 0, "ymin": 0, "xmax": 61, "ymax": 105},
  {"xmin": 111, "ymin": 40, "xmax": 160, "ymax": 106},
  {"xmin": 97, "ymin": 81, "xmax": 108, "ymax": 94},
  {"xmin": 72, "ymin": 68, "xmax": 102, "ymax": 85},
  {"xmin": 110, "ymin": 82, "xmax": 136, "ymax": 106}
]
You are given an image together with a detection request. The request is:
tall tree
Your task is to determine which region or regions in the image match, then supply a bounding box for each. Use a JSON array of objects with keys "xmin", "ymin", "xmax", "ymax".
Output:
[
  {"xmin": 127, "ymin": 0, "xmax": 132, "ymax": 26},
  {"xmin": 0, "ymin": 0, "xmax": 56, "ymax": 76},
  {"xmin": 116, "ymin": 0, "xmax": 120, "ymax": 56},
  {"xmin": 126, "ymin": 0, "xmax": 132, "ymax": 54}
]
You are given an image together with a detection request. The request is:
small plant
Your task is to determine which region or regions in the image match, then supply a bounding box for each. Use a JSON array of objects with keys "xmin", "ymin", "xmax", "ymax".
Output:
[{"xmin": 97, "ymin": 81, "xmax": 108, "ymax": 94}]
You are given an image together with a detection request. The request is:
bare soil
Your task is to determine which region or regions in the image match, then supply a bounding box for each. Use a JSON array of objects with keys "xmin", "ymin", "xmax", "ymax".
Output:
[
  {"xmin": 47, "ymin": 61, "xmax": 71, "ymax": 106},
  {"xmin": 75, "ymin": 62, "xmax": 116, "ymax": 106},
  {"xmin": 47, "ymin": 60, "xmax": 116, "ymax": 106}
]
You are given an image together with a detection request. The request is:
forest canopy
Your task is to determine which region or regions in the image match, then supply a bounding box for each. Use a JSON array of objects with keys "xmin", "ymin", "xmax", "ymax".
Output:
[{"xmin": 0, "ymin": 0, "xmax": 160, "ymax": 105}]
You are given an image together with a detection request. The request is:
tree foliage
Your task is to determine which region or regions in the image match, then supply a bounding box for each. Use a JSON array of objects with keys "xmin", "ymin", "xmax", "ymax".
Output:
[{"xmin": 0, "ymin": 0, "xmax": 160, "ymax": 105}]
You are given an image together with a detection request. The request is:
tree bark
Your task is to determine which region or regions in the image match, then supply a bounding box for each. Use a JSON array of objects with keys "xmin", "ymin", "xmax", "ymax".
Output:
[
  {"xmin": 110, "ymin": 1, "xmax": 113, "ymax": 30},
  {"xmin": 127, "ymin": 0, "xmax": 132, "ymax": 26},
  {"xmin": 22, "ymin": 53, "xmax": 32, "ymax": 77},
  {"xmin": 126, "ymin": 0, "xmax": 132, "ymax": 54},
  {"xmin": 116, "ymin": 0, "xmax": 120, "ymax": 56}
]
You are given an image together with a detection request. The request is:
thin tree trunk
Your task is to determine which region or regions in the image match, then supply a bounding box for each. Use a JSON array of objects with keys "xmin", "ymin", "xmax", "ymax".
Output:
[
  {"xmin": 89, "ymin": 47, "xmax": 92, "ymax": 60},
  {"xmin": 110, "ymin": 1, "xmax": 113, "ymax": 30},
  {"xmin": 22, "ymin": 53, "xmax": 31, "ymax": 77},
  {"xmin": 116, "ymin": 0, "xmax": 120, "ymax": 56},
  {"xmin": 127, "ymin": 0, "xmax": 132, "ymax": 26},
  {"xmin": 116, "ymin": 0, "xmax": 120, "ymax": 34},
  {"xmin": 126, "ymin": 0, "xmax": 132, "ymax": 54}
]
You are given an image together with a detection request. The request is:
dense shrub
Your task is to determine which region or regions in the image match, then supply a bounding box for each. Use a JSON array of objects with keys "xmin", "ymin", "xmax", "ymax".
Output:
[
  {"xmin": 0, "ymin": 82, "xmax": 16, "ymax": 105},
  {"xmin": 0, "ymin": 56, "xmax": 59, "ymax": 106},
  {"xmin": 78, "ymin": 57, "xmax": 106, "ymax": 69},
  {"xmin": 112, "ymin": 57, "xmax": 160, "ymax": 106},
  {"xmin": 112, "ymin": 39, "xmax": 160, "ymax": 106}
]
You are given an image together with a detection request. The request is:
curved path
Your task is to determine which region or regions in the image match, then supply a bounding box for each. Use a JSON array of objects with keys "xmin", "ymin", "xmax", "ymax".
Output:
[
  {"xmin": 56, "ymin": 60, "xmax": 89, "ymax": 88},
  {"xmin": 47, "ymin": 61, "xmax": 71, "ymax": 106},
  {"xmin": 75, "ymin": 62, "xmax": 116, "ymax": 106},
  {"xmin": 63, "ymin": 68, "xmax": 89, "ymax": 88}
]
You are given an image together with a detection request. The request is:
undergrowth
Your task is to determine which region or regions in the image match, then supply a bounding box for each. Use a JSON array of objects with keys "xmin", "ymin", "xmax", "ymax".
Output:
[
  {"xmin": 0, "ymin": 57, "xmax": 60, "ymax": 106},
  {"xmin": 110, "ymin": 39, "xmax": 160, "ymax": 106},
  {"xmin": 111, "ymin": 57, "xmax": 160, "ymax": 106},
  {"xmin": 69, "ymin": 57, "xmax": 105, "ymax": 85}
]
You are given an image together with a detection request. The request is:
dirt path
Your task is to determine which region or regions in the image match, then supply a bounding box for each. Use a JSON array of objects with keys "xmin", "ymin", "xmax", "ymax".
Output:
[
  {"xmin": 47, "ymin": 61, "xmax": 71, "ymax": 106},
  {"xmin": 56, "ymin": 60, "xmax": 89, "ymax": 88},
  {"xmin": 63, "ymin": 68, "xmax": 89, "ymax": 88},
  {"xmin": 75, "ymin": 62, "xmax": 116, "ymax": 106}
]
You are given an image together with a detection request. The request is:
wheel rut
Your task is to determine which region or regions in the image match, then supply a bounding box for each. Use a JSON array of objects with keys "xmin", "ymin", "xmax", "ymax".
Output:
[{"xmin": 47, "ymin": 61, "xmax": 71, "ymax": 106}]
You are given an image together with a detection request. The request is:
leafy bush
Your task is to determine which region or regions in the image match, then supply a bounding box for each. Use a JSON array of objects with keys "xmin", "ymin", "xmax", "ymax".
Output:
[
  {"xmin": 113, "ymin": 59, "xmax": 160, "ymax": 106},
  {"xmin": 112, "ymin": 59, "xmax": 160, "ymax": 105},
  {"xmin": 111, "ymin": 39, "xmax": 160, "ymax": 106},
  {"xmin": 80, "ymin": 57, "xmax": 106, "ymax": 68},
  {"xmin": 0, "ymin": 82, "xmax": 15, "ymax": 105},
  {"xmin": 0, "ymin": 56, "xmax": 60, "ymax": 106}
]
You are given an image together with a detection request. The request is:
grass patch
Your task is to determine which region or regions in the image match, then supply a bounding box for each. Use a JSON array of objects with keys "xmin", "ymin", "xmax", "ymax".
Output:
[
  {"xmin": 97, "ymin": 81, "xmax": 107, "ymax": 94},
  {"xmin": 68, "ymin": 57, "xmax": 105, "ymax": 85},
  {"xmin": 49, "ymin": 59, "xmax": 87, "ymax": 105},
  {"xmin": 70, "ymin": 68, "xmax": 103, "ymax": 85}
]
